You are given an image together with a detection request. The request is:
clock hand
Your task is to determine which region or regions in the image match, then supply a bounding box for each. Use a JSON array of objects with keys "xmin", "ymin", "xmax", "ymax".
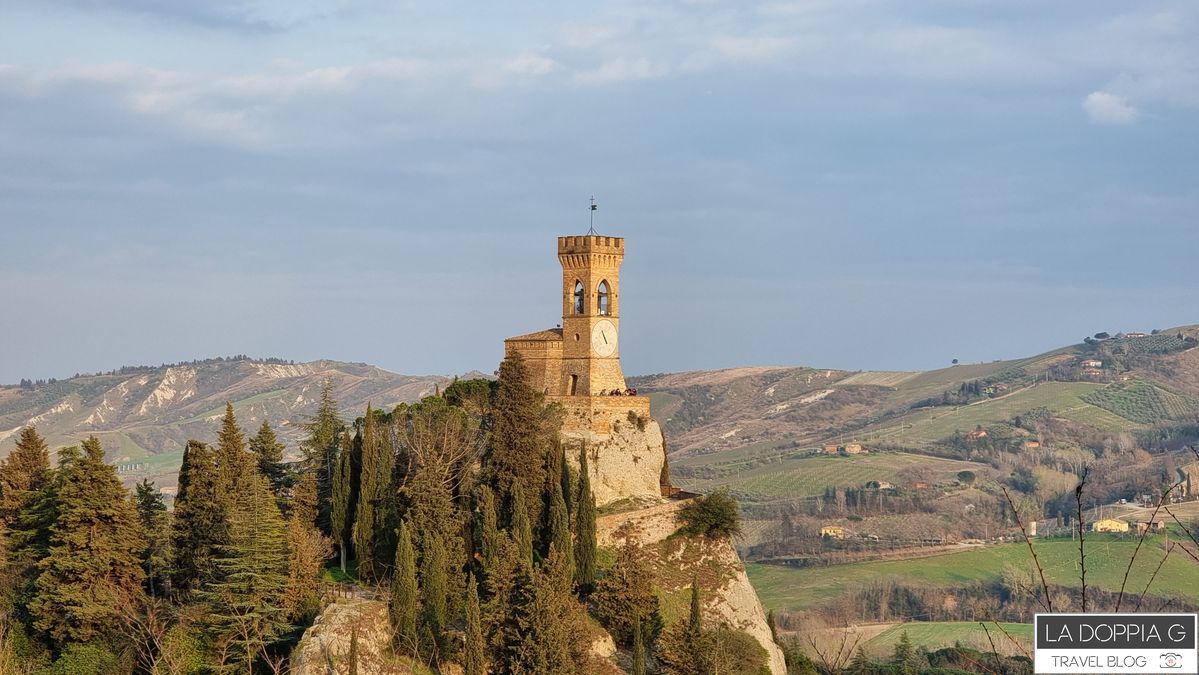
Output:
[{"xmin": 603, "ymin": 332, "xmax": 608, "ymax": 344}]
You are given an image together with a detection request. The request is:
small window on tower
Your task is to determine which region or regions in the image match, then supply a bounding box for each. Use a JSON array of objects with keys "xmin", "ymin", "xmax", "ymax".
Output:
[
  {"xmin": 597, "ymin": 280, "xmax": 610, "ymax": 315},
  {"xmin": 573, "ymin": 281, "xmax": 585, "ymax": 314}
]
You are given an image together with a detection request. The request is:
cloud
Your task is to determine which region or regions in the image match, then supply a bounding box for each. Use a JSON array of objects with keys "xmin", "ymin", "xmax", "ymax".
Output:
[
  {"xmin": 501, "ymin": 53, "xmax": 558, "ymax": 77},
  {"xmin": 711, "ymin": 35, "xmax": 795, "ymax": 62},
  {"xmin": 574, "ymin": 57, "xmax": 667, "ymax": 85},
  {"xmin": 1082, "ymin": 91, "xmax": 1138, "ymax": 125}
]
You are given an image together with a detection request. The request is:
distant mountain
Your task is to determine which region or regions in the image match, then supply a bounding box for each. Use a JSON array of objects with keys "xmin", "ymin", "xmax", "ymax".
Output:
[
  {"xmin": 0, "ymin": 358, "xmax": 477, "ymax": 490},
  {"xmin": 630, "ymin": 325, "xmax": 1199, "ymax": 459}
]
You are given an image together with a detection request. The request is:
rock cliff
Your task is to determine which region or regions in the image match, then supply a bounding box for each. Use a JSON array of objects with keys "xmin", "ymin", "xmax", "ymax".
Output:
[
  {"xmin": 292, "ymin": 599, "xmax": 412, "ymax": 675},
  {"xmin": 562, "ymin": 415, "xmax": 666, "ymax": 507},
  {"xmin": 598, "ymin": 500, "xmax": 787, "ymax": 675}
]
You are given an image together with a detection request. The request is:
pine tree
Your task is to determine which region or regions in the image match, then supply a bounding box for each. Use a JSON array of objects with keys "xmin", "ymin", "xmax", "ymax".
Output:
[
  {"xmin": 202, "ymin": 470, "xmax": 290, "ymax": 671},
  {"xmin": 510, "ymin": 484, "xmax": 534, "ymax": 566},
  {"xmin": 30, "ymin": 437, "xmax": 145, "ymax": 645},
  {"xmin": 892, "ymin": 629, "xmax": 918, "ymax": 674},
  {"xmin": 354, "ymin": 404, "xmax": 380, "ymax": 580},
  {"xmin": 134, "ymin": 479, "xmax": 171, "ymax": 598},
  {"xmin": 484, "ymin": 353, "xmax": 552, "ymax": 530},
  {"xmin": 216, "ymin": 403, "xmax": 249, "ymax": 498},
  {"xmin": 170, "ymin": 440, "xmax": 226, "ymax": 593},
  {"xmin": 631, "ymin": 616, "xmax": 646, "ymax": 675},
  {"xmin": 574, "ymin": 446, "xmax": 597, "ymax": 591},
  {"xmin": 545, "ymin": 478, "xmax": 573, "ymax": 584},
  {"xmin": 1, "ymin": 426, "xmax": 53, "ymax": 575},
  {"xmin": 331, "ymin": 429, "xmax": 359, "ymax": 574},
  {"xmin": 391, "ymin": 521, "xmax": 418, "ymax": 656},
  {"xmin": 464, "ymin": 573, "xmax": 486, "ymax": 675},
  {"xmin": 249, "ymin": 420, "xmax": 288, "ymax": 499},
  {"xmin": 850, "ymin": 646, "xmax": 872, "ymax": 674},
  {"xmin": 303, "ymin": 379, "xmax": 343, "ymax": 537},
  {"xmin": 0, "ymin": 426, "xmax": 50, "ymax": 526}
]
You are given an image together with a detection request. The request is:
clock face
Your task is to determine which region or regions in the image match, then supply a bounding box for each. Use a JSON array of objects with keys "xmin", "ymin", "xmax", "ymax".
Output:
[{"xmin": 591, "ymin": 319, "xmax": 617, "ymax": 357}]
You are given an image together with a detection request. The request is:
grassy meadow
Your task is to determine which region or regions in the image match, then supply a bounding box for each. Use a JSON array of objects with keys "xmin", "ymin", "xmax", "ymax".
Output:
[{"xmin": 748, "ymin": 534, "xmax": 1199, "ymax": 613}]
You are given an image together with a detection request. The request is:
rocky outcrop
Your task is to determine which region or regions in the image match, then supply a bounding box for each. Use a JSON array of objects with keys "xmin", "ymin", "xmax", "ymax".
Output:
[
  {"xmin": 563, "ymin": 417, "xmax": 666, "ymax": 507},
  {"xmin": 597, "ymin": 499, "xmax": 787, "ymax": 675},
  {"xmin": 292, "ymin": 600, "xmax": 410, "ymax": 675}
]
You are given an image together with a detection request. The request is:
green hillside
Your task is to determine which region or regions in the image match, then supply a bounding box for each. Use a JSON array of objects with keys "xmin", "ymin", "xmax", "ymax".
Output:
[{"xmin": 747, "ymin": 535, "xmax": 1199, "ymax": 613}]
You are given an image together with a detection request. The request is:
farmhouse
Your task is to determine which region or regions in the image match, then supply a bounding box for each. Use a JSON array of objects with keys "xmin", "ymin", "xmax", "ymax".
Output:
[
  {"xmin": 1092, "ymin": 518, "xmax": 1129, "ymax": 533},
  {"xmin": 864, "ymin": 480, "xmax": 894, "ymax": 490},
  {"xmin": 1134, "ymin": 521, "xmax": 1167, "ymax": 535},
  {"xmin": 967, "ymin": 429, "xmax": 988, "ymax": 440},
  {"xmin": 823, "ymin": 444, "xmax": 840, "ymax": 455},
  {"xmin": 1023, "ymin": 440, "xmax": 1041, "ymax": 450},
  {"xmin": 844, "ymin": 443, "xmax": 867, "ymax": 455},
  {"xmin": 820, "ymin": 526, "xmax": 850, "ymax": 539},
  {"xmin": 1080, "ymin": 358, "xmax": 1103, "ymax": 369}
]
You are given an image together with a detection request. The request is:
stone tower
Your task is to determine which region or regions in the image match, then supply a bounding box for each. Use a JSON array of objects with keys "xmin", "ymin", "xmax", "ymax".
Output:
[
  {"xmin": 559, "ymin": 235, "xmax": 627, "ymax": 396},
  {"xmin": 504, "ymin": 233, "xmax": 651, "ymax": 437}
]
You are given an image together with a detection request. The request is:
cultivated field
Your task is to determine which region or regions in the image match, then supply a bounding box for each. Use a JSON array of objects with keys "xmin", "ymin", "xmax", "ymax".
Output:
[
  {"xmin": 863, "ymin": 382, "xmax": 1132, "ymax": 445},
  {"xmin": 748, "ymin": 534, "xmax": 1199, "ymax": 613},
  {"xmin": 674, "ymin": 451, "xmax": 991, "ymax": 502}
]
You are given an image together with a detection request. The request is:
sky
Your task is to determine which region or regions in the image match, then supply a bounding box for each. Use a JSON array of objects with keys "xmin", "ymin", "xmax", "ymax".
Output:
[{"xmin": 1, "ymin": 1, "xmax": 1197, "ymax": 383}]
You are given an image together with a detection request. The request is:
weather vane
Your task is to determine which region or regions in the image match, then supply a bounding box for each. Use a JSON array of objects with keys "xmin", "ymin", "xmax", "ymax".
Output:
[{"xmin": 588, "ymin": 196, "xmax": 598, "ymax": 235}]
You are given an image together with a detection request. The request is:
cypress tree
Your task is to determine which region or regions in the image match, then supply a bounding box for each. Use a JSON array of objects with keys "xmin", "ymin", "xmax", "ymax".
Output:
[
  {"xmin": 464, "ymin": 573, "xmax": 486, "ymax": 675},
  {"xmin": 631, "ymin": 616, "xmax": 646, "ymax": 675},
  {"xmin": 202, "ymin": 470, "xmax": 290, "ymax": 671},
  {"xmin": 331, "ymin": 430, "xmax": 359, "ymax": 574},
  {"xmin": 510, "ymin": 545, "xmax": 588, "ymax": 674},
  {"xmin": 30, "ymin": 437, "xmax": 145, "ymax": 645},
  {"xmin": 134, "ymin": 479, "xmax": 170, "ymax": 598},
  {"xmin": 303, "ymin": 379, "xmax": 343, "ymax": 537},
  {"xmin": 283, "ymin": 469, "xmax": 332, "ymax": 621},
  {"xmin": 478, "ymin": 485, "xmax": 501, "ymax": 573},
  {"xmin": 420, "ymin": 534, "xmax": 448, "ymax": 656},
  {"xmin": 484, "ymin": 352, "xmax": 551, "ymax": 530},
  {"xmin": 170, "ymin": 440, "xmax": 226, "ymax": 592},
  {"xmin": 688, "ymin": 577, "xmax": 702, "ymax": 638},
  {"xmin": 354, "ymin": 404, "xmax": 379, "ymax": 580},
  {"xmin": 574, "ymin": 446, "xmax": 597, "ymax": 590},
  {"xmin": 558, "ymin": 445, "xmax": 573, "ymax": 518},
  {"xmin": 546, "ymin": 478, "xmax": 573, "ymax": 577},
  {"xmin": 216, "ymin": 403, "xmax": 249, "ymax": 497},
  {"xmin": 249, "ymin": 419, "xmax": 288, "ymax": 498},
  {"xmin": 391, "ymin": 521, "xmax": 418, "ymax": 656},
  {"xmin": 510, "ymin": 484, "xmax": 534, "ymax": 566}
]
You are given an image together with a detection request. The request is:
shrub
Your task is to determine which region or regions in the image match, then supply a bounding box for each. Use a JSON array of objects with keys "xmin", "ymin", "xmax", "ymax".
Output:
[
  {"xmin": 678, "ymin": 489, "xmax": 742, "ymax": 539},
  {"xmin": 46, "ymin": 644, "xmax": 122, "ymax": 675}
]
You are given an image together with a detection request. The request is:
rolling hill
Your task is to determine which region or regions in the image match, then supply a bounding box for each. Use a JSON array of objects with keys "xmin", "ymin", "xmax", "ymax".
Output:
[{"xmin": 0, "ymin": 357, "xmax": 467, "ymax": 490}]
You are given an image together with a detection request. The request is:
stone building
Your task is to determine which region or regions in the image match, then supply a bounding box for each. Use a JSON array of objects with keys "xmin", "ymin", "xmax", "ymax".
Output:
[{"xmin": 504, "ymin": 233, "xmax": 662, "ymax": 503}]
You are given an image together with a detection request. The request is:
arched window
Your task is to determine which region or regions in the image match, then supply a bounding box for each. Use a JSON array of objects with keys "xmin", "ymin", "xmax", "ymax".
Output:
[
  {"xmin": 573, "ymin": 281, "xmax": 585, "ymax": 314},
  {"xmin": 597, "ymin": 280, "xmax": 611, "ymax": 315}
]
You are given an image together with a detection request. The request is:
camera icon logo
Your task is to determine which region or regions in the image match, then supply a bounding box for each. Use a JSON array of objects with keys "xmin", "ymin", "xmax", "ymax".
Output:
[{"xmin": 1160, "ymin": 652, "xmax": 1183, "ymax": 669}]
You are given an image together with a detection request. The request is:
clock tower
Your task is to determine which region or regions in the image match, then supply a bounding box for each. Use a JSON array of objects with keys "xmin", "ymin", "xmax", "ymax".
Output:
[{"xmin": 559, "ymin": 235, "xmax": 627, "ymax": 396}]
